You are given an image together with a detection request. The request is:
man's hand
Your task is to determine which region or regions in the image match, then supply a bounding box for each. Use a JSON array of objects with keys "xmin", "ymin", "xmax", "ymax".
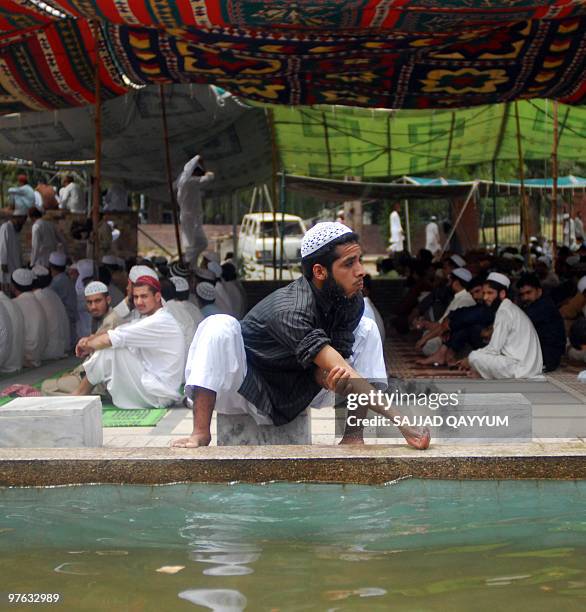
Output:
[
  {"xmin": 456, "ymin": 357, "xmax": 470, "ymax": 371},
  {"xmin": 323, "ymin": 365, "xmax": 354, "ymax": 395},
  {"xmin": 75, "ymin": 337, "xmax": 92, "ymax": 358}
]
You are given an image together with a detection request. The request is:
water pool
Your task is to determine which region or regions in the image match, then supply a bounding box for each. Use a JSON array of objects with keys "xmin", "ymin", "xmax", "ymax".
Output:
[{"xmin": 1, "ymin": 480, "xmax": 585, "ymax": 611}]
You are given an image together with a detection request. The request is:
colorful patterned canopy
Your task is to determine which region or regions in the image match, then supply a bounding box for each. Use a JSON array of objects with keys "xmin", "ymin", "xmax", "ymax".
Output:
[{"xmin": 0, "ymin": 1, "xmax": 584, "ymax": 114}]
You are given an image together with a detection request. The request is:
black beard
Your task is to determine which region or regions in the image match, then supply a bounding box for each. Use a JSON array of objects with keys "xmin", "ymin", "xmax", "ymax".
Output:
[
  {"xmin": 488, "ymin": 297, "xmax": 502, "ymax": 314},
  {"xmin": 322, "ymin": 274, "xmax": 351, "ymax": 304}
]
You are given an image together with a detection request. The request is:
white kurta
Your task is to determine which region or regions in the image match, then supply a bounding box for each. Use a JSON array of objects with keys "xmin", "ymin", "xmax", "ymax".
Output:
[
  {"xmin": 165, "ymin": 300, "xmax": 198, "ymax": 371},
  {"xmin": 389, "ymin": 210, "xmax": 404, "ymax": 252},
  {"xmin": 0, "ymin": 221, "xmax": 22, "ymax": 285},
  {"xmin": 50, "ymin": 272, "xmax": 77, "ymax": 348},
  {"xmin": 363, "ymin": 296, "xmax": 385, "ymax": 344},
  {"xmin": 425, "ymin": 221, "xmax": 441, "ymax": 254},
  {"xmin": 182, "ymin": 299, "xmax": 205, "ymax": 329},
  {"xmin": 0, "ymin": 291, "xmax": 24, "ymax": 373},
  {"xmin": 223, "ymin": 280, "xmax": 246, "ymax": 319},
  {"xmin": 0, "ymin": 300, "xmax": 12, "ymax": 371},
  {"xmin": 34, "ymin": 288, "xmax": 69, "ymax": 360},
  {"xmin": 176, "ymin": 155, "xmax": 214, "ymax": 266},
  {"xmin": 59, "ymin": 182, "xmax": 84, "ymax": 213},
  {"xmin": 13, "ymin": 291, "xmax": 49, "ymax": 368},
  {"xmin": 184, "ymin": 315, "xmax": 387, "ymax": 425},
  {"xmin": 468, "ymin": 298, "xmax": 543, "ymax": 379},
  {"xmin": 84, "ymin": 308, "xmax": 185, "ymax": 409},
  {"xmin": 30, "ymin": 219, "xmax": 64, "ymax": 267}
]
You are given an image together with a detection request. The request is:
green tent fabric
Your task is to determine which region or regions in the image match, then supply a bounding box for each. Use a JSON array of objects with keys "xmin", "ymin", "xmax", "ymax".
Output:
[{"xmin": 272, "ymin": 100, "xmax": 586, "ymax": 179}]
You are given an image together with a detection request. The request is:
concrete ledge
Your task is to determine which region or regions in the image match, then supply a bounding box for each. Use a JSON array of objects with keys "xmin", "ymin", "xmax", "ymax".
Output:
[{"xmin": 1, "ymin": 443, "xmax": 586, "ymax": 485}]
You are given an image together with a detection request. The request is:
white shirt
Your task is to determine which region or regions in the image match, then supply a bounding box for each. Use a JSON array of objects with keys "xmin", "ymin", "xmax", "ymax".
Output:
[
  {"xmin": 13, "ymin": 291, "xmax": 49, "ymax": 368},
  {"xmin": 439, "ymin": 289, "xmax": 476, "ymax": 322},
  {"xmin": 34, "ymin": 287, "xmax": 69, "ymax": 360},
  {"xmin": 181, "ymin": 299, "xmax": 205, "ymax": 328},
  {"xmin": 363, "ymin": 296, "xmax": 385, "ymax": 343},
  {"xmin": 59, "ymin": 182, "xmax": 84, "ymax": 213},
  {"xmin": 108, "ymin": 308, "xmax": 185, "ymax": 402},
  {"xmin": 469, "ymin": 298, "xmax": 543, "ymax": 378},
  {"xmin": 425, "ymin": 221, "xmax": 441, "ymax": 254},
  {"xmin": 0, "ymin": 221, "xmax": 22, "ymax": 284},
  {"xmin": 0, "ymin": 299, "xmax": 12, "ymax": 371},
  {"xmin": 389, "ymin": 210, "xmax": 404, "ymax": 251},
  {"xmin": 103, "ymin": 184, "xmax": 128, "ymax": 211},
  {"xmin": 0, "ymin": 291, "xmax": 23, "ymax": 373},
  {"xmin": 30, "ymin": 219, "xmax": 64, "ymax": 267},
  {"xmin": 165, "ymin": 300, "xmax": 198, "ymax": 370}
]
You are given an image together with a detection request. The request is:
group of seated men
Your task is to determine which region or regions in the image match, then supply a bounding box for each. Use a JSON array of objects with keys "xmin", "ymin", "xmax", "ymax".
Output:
[{"xmin": 388, "ymin": 238, "xmax": 586, "ymax": 378}]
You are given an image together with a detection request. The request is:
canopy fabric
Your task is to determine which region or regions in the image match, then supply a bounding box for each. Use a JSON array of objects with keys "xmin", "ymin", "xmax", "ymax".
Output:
[
  {"xmin": 0, "ymin": 1, "xmax": 584, "ymax": 113},
  {"xmin": 285, "ymin": 174, "xmax": 586, "ymax": 202},
  {"xmin": 0, "ymin": 84, "xmax": 272, "ymax": 198},
  {"xmin": 272, "ymin": 100, "xmax": 586, "ymax": 179}
]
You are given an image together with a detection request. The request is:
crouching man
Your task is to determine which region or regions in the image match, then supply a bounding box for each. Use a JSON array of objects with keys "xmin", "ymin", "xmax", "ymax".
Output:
[
  {"xmin": 172, "ymin": 222, "xmax": 430, "ymax": 449},
  {"xmin": 71, "ymin": 276, "xmax": 185, "ymax": 409}
]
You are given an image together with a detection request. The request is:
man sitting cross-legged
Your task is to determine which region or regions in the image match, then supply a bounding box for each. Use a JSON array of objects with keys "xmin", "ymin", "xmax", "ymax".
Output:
[
  {"xmin": 71, "ymin": 276, "xmax": 185, "ymax": 409},
  {"xmin": 172, "ymin": 222, "xmax": 430, "ymax": 449}
]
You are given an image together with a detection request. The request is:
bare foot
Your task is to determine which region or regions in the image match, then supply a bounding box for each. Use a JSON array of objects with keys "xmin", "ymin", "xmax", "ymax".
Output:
[
  {"xmin": 171, "ymin": 433, "xmax": 212, "ymax": 448},
  {"xmin": 399, "ymin": 426, "xmax": 431, "ymax": 450},
  {"xmin": 466, "ymin": 368, "xmax": 481, "ymax": 378},
  {"xmin": 415, "ymin": 356, "xmax": 445, "ymax": 366},
  {"xmin": 338, "ymin": 435, "xmax": 365, "ymax": 445}
]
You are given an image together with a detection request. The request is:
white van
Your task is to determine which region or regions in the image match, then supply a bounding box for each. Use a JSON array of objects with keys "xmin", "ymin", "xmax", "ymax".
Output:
[{"xmin": 238, "ymin": 212, "xmax": 307, "ymax": 265}]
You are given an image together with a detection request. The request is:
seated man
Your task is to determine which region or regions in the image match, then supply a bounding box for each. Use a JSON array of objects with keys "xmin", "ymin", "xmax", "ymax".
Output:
[
  {"xmin": 71, "ymin": 276, "xmax": 185, "ymax": 409},
  {"xmin": 172, "ymin": 222, "xmax": 430, "ymax": 449},
  {"xmin": 568, "ymin": 319, "xmax": 586, "ymax": 363},
  {"xmin": 170, "ymin": 276, "xmax": 204, "ymax": 328},
  {"xmin": 517, "ymin": 273, "xmax": 566, "ymax": 372},
  {"xmin": 195, "ymin": 281, "xmax": 221, "ymax": 317},
  {"xmin": 11, "ymin": 268, "xmax": 48, "ymax": 368},
  {"xmin": 42, "ymin": 281, "xmax": 123, "ymax": 395},
  {"xmin": 458, "ymin": 272, "xmax": 543, "ymax": 379}
]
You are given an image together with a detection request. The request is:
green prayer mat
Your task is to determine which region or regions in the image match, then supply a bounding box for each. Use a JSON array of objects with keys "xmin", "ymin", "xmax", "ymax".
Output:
[{"xmin": 101, "ymin": 407, "xmax": 168, "ymax": 427}]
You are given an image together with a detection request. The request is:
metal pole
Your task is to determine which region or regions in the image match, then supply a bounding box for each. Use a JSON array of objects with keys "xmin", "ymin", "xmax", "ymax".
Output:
[
  {"xmin": 514, "ymin": 101, "xmax": 530, "ymax": 247},
  {"xmin": 279, "ymin": 171, "xmax": 286, "ymax": 281},
  {"xmin": 552, "ymin": 101, "xmax": 559, "ymax": 266},
  {"xmin": 91, "ymin": 20, "xmax": 102, "ymax": 266},
  {"xmin": 232, "ymin": 191, "xmax": 239, "ymax": 271},
  {"xmin": 159, "ymin": 83, "xmax": 184, "ymax": 264},
  {"xmin": 268, "ymin": 109, "xmax": 279, "ymax": 279},
  {"xmin": 492, "ymin": 159, "xmax": 498, "ymax": 253},
  {"xmin": 404, "ymin": 199, "xmax": 411, "ymax": 253}
]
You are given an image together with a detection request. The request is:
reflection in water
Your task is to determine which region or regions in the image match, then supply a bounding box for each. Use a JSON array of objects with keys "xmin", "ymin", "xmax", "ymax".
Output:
[{"xmin": 178, "ymin": 588, "xmax": 247, "ymax": 611}]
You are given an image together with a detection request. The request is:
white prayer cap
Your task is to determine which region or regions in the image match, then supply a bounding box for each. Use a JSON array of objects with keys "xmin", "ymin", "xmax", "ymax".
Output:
[
  {"xmin": 529, "ymin": 236, "xmax": 538, "ymax": 243},
  {"xmin": 563, "ymin": 213, "xmax": 570, "ymax": 219},
  {"xmin": 535, "ymin": 246, "xmax": 543, "ymax": 254},
  {"xmin": 196, "ymin": 281, "xmax": 215, "ymax": 301},
  {"xmin": 170, "ymin": 276, "xmax": 189, "ymax": 293},
  {"xmin": 49, "ymin": 251, "xmax": 66, "ymax": 267},
  {"xmin": 194, "ymin": 267, "xmax": 216, "ymax": 282},
  {"xmin": 101, "ymin": 255, "xmax": 118, "ymax": 265},
  {"xmin": 84, "ymin": 281, "xmax": 109, "ymax": 297},
  {"xmin": 487, "ymin": 272, "xmax": 510, "ymax": 289},
  {"xmin": 577, "ymin": 276, "xmax": 586, "ymax": 294},
  {"xmin": 201, "ymin": 250, "xmax": 220, "ymax": 264},
  {"xmin": 77, "ymin": 259, "xmax": 94, "ymax": 280},
  {"xmin": 301, "ymin": 222, "xmax": 353, "ymax": 258},
  {"xmin": 207, "ymin": 261, "xmax": 223, "ymax": 279},
  {"xmin": 449, "ymin": 254, "xmax": 466, "ymax": 267},
  {"xmin": 502, "ymin": 252, "xmax": 515, "ymax": 260},
  {"xmin": 430, "ymin": 215, "xmax": 437, "ymax": 221},
  {"xmin": 129, "ymin": 265, "xmax": 158, "ymax": 283},
  {"xmin": 451, "ymin": 267, "xmax": 472, "ymax": 283},
  {"xmin": 32, "ymin": 265, "xmax": 49, "ymax": 278},
  {"xmin": 567, "ymin": 255, "xmax": 580, "ymax": 267},
  {"xmin": 12, "ymin": 268, "xmax": 34, "ymax": 287}
]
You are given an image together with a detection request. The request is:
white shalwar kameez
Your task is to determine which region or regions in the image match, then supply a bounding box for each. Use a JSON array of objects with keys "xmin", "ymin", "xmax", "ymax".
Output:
[
  {"xmin": 0, "ymin": 291, "xmax": 24, "ymax": 373},
  {"xmin": 0, "ymin": 222, "xmax": 22, "ymax": 285},
  {"xmin": 468, "ymin": 298, "xmax": 543, "ymax": 379},
  {"xmin": 176, "ymin": 155, "xmax": 214, "ymax": 267},
  {"xmin": 184, "ymin": 315, "xmax": 387, "ymax": 425},
  {"xmin": 34, "ymin": 288, "xmax": 70, "ymax": 360},
  {"xmin": 389, "ymin": 210, "xmax": 404, "ymax": 252},
  {"xmin": 363, "ymin": 296, "xmax": 385, "ymax": 343},
  {"xmin": 182, "ymin": 299, "xmax": 205, "ymax": 328},
  {"xmin": 30, "ymin": 219, "xmax": 64, "ymax": 267},
  {"xmin": 0, "ymin": 300, "xmax": 12, "ymax": 371},
  {"xmin": 425, "ymin": 221, "xmax": 441, "ymax": 254},
  {"xmin": 165, "ymin": 300, "xmax": 198, "ymax": 372},
  {"xmin": 13, "ymin": 292, "xmax": 49, "ymax": 367},
  {"xmin": 83, "ymin": 308, "xmax": 185, "ymax": 409}
]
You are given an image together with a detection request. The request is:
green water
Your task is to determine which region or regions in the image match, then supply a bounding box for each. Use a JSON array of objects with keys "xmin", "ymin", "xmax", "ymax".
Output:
[{"xmin": 1, "ymin": 480, "xmax": 586, "ymax": 611}]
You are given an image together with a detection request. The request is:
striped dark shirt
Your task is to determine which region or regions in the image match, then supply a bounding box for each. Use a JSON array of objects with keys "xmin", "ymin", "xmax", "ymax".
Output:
[{"xmin": 238, "ymin": 276, "xmax": 364, "ymax": 425}]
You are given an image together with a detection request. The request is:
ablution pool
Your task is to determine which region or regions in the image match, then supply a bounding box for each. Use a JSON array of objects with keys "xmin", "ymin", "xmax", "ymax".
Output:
[{"xmin": 1, "ymin": 480, "xmax": 585, "ymax": 611}]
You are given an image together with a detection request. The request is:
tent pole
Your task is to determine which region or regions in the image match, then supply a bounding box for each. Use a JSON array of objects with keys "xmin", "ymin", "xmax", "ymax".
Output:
[
  {"xmin": 279, "ymin": 171, "xmax": 286, "ymax": 281},
  {"xmin": 492, "ymin": 159, "xmax": 498, "ymax": 253},
  {"xmin": 514, "ymin": 101, "xmax": 530, "ymax": 247},
  {"xmin": 268, "ymin": 109, "xmax": 279, "ymax": 279},
  {"xmin": 232, "ymin": 192, "xmax": 239, "ymax": 272},
  {"xmin": 404, "ymin": 199, "xmax": 411, "ymax": 253},
  {"xmin": 551, "ymin": 101, "xmax": 559, "ymax": 266},
  {"xmin": 91, "ymin": 20, "xmax": 102, "ymax": 266},
  {"xmin": 159, "ymin": 83, "xmax": 184, "ymax": 264}
]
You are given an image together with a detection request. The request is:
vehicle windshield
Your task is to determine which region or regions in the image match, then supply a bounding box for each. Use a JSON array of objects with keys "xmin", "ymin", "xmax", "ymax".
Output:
[{"xmin": 259, "ymin": 221, "xmax": 304, "ymax": 238}]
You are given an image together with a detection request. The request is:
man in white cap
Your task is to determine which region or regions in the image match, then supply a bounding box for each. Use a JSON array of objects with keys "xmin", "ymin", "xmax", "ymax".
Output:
[
  {"xmin": 176, "ymin": 154, "xmax": 214, "ymax": 267},
  {"xmin": 32, "ymin": 265, "xmax": 69, "ymax": 360},
  {"xmin": 28, "ymin": 207, "xmax": 66, "ymax": 268},
  {"xmin": 195, "ymin": 281, "xmax": 221, "ymax": 317},
  {"xmin": 458, "ymin": 272, "xmax": 543, "ymax": 379},
  {"xmin": 425, "ymin": 215, "xmax": 441, "ymax": 256},
  {"xmin": 170, "ymin": 276, "xmax": 204, "ymax": 329},
  {"xmin": 112, "ymin": 264, "xmax": 159, "ymax": 323},
  {"xmin": 0, "ymin": 210, "xmax": 26, "ymax": 288},
  {"xmin": 206, "ymin": 260, "xmax": 235, "ymax": 316},
  {"xmin": 563, "ymin": 212, "xmax": 575, "ymax": 248},
  {"xmin": 11, "ymin": 268, "xmax": 49, "ymax": 368},
  {"xmin": 0, "ymin": 282, "xmax": 24, "ymax": 373},
  {"xmin": 220, "ymin": 261, "xmax": 247, "ymax": 319},
  {"xmin": 415, "ymin": 267, "xmax": 476, "ymax": 356},
  {"xmin": 48, "ymin": 251, "xmax": 78, "ymax": 349},
  {"xmin": 75, "ymin": 258, "xmax": 95, "ymax": 338},
  {"xmin": 173, "ymin": 222, "xmax": 430, "ymax": 450},
  {"xmin": 388, "ymin": 202, "xmax": 404, "ymax": 253},
  {"xmin": 71, "ymin": 275, "xmax": 185, "ymax": 409},
  {"xmin": 58, "ymin": 175, "xmax": 84, "ymax": 213}
]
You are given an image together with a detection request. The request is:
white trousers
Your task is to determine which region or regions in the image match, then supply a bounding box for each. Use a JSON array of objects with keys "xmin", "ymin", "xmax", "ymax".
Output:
[{"xmin": 184, "ymin": 314, "xmax": 387, "ymax": 425}]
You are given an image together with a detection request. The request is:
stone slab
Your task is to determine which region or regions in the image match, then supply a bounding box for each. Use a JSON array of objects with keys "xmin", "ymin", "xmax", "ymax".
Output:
[
  {"xmin": 217, "ymin": 411, "xmax": 311, "ymax": 446},
  {"xmin": 0, "ymin": 396, "xmax": 102, "ymax": 448},
  {"xmin": 1, "ymin": 443, "xmax": 586, "ymax": 485}
]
